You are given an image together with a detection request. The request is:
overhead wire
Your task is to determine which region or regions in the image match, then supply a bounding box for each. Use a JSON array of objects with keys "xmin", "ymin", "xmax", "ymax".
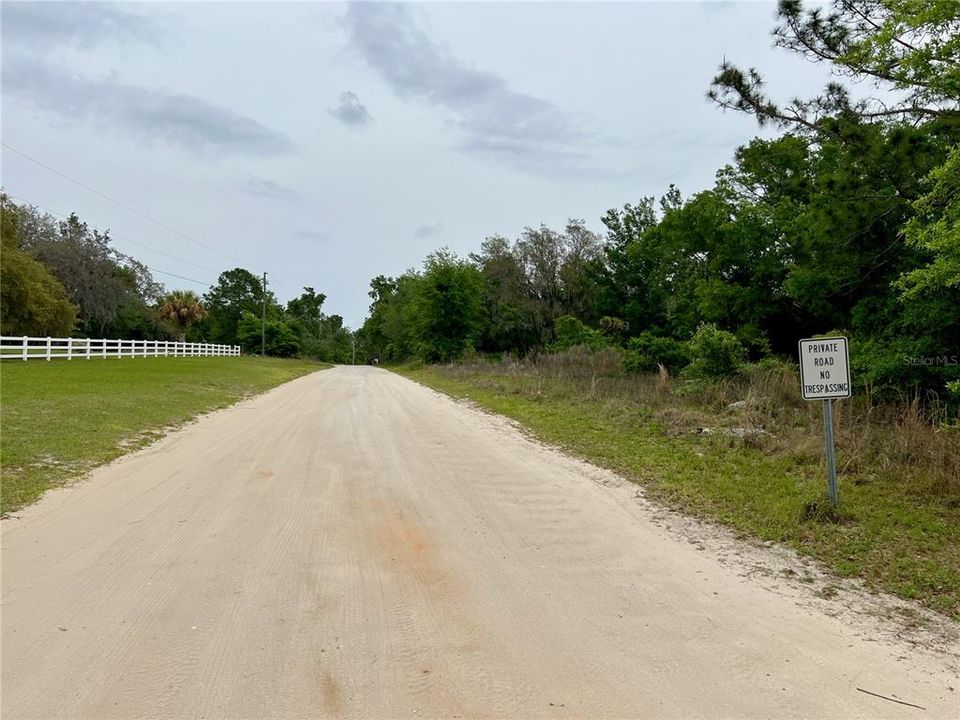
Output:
[
  {"xmin": 3, "ymin": 194, "xmax": 214, "ymax": 288},
  {"xmin": 2, "ymin": 142, "xmax": 307, "ymax": 299},
  {"xmin": 5, "ymin": 193, "xmax": 220, "ymax": 276},
  {"xmin": 2, "ymin": 141, "xmax": 245, "ymax": 264}
]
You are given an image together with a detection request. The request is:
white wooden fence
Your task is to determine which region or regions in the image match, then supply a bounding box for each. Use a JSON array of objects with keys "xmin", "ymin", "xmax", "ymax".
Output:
[{"xmin": 0, "ymin": 336, "xmax": 240, "ymax": 361}]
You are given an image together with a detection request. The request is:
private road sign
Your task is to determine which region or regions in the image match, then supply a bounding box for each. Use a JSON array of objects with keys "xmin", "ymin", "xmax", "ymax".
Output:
[{"xmin": 798, "ymin": 337, "xmax": 851, "ymax": 401}]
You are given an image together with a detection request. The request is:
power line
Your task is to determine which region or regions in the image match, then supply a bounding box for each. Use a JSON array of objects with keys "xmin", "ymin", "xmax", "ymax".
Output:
[
  {"xmin": 2, "ymin": 145, "xmax": 302, "ymax": 300},
  {"xmin": 5, "ymin": 193, "xmax": 220, "ymax": 275},
  {"xmin": 149, "ymin": 268, "xmax": 212, "ymax": 287},
  {"xmin": 2, "ymin": 194, "xmax": 214, "ymax": 288},
  {"xmin": 2, "ymin": 141, "xmax": 244, "ymax": 264}
]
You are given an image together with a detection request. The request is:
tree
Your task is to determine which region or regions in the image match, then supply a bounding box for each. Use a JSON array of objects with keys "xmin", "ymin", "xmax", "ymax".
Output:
[
  {"xmin": 515, "ymin": 224, "xmax": 566, "ymax": 341},
  {"xmin": 237, "ymin": 311, "xmax": 300, "ymax": 357},
  {"xmin": 709, "ymin": 0, "xmax": 960, "ymax": 134},
  {"xmin": 413, "ymin": 250, "xmax": 486, "ymax": 362},
  {"xmin": 159, "ymin": 290, "xmax": 208, "ymax": 340},
  {"xmin": 284, "ymin": 287, "xmax": 328, "ymax": 358},
  {"xmin": 315, "ymin": 314, "xmax": 356, "ymax": 363},
  {"xmin": 203, "ymin": 268, "xmax": 277, "ymax": 346},
  {"xmin": 0, "ymin": 196, "xmax": 77, "ymax": 335},
  {"xmin": 595, "ymin": 197, "xmax": 666, "ymax": 335},
  {"xmin": 470, "ymin": 235, "xmax": 538, "ymax": 353},
  {"xmin": 514, "ymin": 221, "xmax": 603, "ymax": 344},
  {"xmin": 558, "ymin": 219, "xmax": 603, "ymax": 323},
  {"xmin": 17, "ymin": 207, "xmax": 160, "ymax": 336},
  {"xmin": 898, "ymin": 144, "xmax": 960, "ymax": 299},
  {"xmin": 362, "ymin": 273, "xmax": 421, "ymax": 362},
  {"xmin": 286, "ymin": 287, "xmax": 326, "ymax": 324}
]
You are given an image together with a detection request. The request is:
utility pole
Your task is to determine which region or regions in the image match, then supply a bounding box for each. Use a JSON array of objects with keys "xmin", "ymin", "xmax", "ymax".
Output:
[{"xmin": 261, "ymin": 272, "xmax": 268, "ymax": 356}]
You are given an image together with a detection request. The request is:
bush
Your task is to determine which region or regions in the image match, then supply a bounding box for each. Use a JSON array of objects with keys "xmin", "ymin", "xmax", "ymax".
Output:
[
  {"xmin": 734, "ymin": 324, "xmax": 772, "ymax": 359},
  {"xmin": 948, "ymin": 381, "xmax": 960, "ymax": 401},
  {"xmin": 237, "ymin": 311, "xmax": 301, "ymax": 357},
  {"xmin": 622, "ymin": 332, "xmax": 690, "ymax": 374},
  {"xmin": 850, "ymin": 336, "xmax": 960, "ymax": 402},
  {"xmin": 549, "ymin": 315, "xmax": 606, "ymax": 352},
  {"xmin": 684, "ymin": 323, "xmax": 747, "ymax": 379}
]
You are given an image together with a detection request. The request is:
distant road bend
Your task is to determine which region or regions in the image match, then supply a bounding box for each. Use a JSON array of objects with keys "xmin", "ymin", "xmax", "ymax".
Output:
[{"xmin": 2, "ymin": 366, "xmax": 956, "ymax": 718}]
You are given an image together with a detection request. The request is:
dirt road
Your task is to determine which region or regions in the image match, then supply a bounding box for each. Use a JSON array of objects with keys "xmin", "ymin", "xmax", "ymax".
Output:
[{"xmin": 2, "ymin": 366, "xmax": 956, "ymax": 719}]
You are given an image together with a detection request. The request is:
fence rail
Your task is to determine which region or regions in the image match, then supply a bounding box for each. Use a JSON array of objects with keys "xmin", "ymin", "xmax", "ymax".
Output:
[{"xmin": 0, "ymin": 336, "xmax": 241, "ymax": 361}]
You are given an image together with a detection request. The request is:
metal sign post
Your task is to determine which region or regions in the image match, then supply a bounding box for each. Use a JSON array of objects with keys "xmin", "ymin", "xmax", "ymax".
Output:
[
  {"xmin": 798, "ymin": 337, "xmax": 851, "ymax": 508},
  {"xmin": 821, "ymin": 399, "xmax": 839, "ymax": 507}
]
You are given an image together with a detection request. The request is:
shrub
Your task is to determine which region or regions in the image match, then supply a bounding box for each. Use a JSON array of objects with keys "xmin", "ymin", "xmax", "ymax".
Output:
[
  {"xmin": 684, "ymin": 323, "xmax": 747, "ymax": 379},
  {"xmin": 948, "ymin": 381, "xmax": 960, "ymax": 402},
  {"xmin": 622, "ymin": 332, "xmax": 690, "ymax": 374},
  {"xmin": 237, "ymin": 311, "xmax": 301, "ymax": 357},
  {"xmin": 850, "ymin": 336, "xmax": 960, "ymax": 403},
  {"xmin": 550, "ymin": 315, "xmax": 606, "ymax": 352},
  {"xmin": 599, "ymin": 316, "xmax": 629, "ymax": 341},
  {"xmin": 734, "ymin": 324, "xmax": 772, "ymax": 358}
]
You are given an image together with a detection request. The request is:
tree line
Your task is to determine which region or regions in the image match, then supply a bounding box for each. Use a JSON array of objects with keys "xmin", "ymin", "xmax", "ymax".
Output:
[
  {"xmin": 360, "ymin": 1, "xmax": 959, "ymax": 401},
  {"xmin": 0, "ymin": 197, "xmax": 353, "ymax": 362}
]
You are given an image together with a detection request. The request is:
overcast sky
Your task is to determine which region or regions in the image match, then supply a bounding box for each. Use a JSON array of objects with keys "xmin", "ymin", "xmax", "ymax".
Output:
[{"xmin": 1, "ymin": 1, "xmax": 832, "ymax": 327}]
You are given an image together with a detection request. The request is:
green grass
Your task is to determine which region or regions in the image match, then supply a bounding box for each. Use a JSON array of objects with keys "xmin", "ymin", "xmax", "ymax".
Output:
[
  {"xmin": 399, "ymin": 363, "xmax": 960, "ymax": 619},
  {"xmin": 0, "ymin": 356, "xmax": 326, "ymax": 514}
]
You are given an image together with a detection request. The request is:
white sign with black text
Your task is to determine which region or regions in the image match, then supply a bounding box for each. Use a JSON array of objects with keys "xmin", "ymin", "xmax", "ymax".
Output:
[{"xmin": 798, "ymin": 337, "xmax": 851, "ymax": 400}]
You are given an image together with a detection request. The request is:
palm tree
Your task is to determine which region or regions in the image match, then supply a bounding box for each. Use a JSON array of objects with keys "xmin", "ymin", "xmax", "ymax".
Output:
[{"xmin": 159, "ymin": 290, "xmax": 207, "ymax": 341}]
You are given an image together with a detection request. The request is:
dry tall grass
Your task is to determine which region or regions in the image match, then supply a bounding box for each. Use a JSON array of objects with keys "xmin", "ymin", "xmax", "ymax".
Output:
[{"xmin": 444, "ymin": 348, "xmax": 960, "ymax": 497}]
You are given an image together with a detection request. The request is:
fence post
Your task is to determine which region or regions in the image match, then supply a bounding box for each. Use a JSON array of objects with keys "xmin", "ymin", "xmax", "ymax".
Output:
[
  {"xmin": 66, "ymin": 337, "xmax": 72, "ymax": 361},
  {"xmin": 22, "ymin": 336, "xmax": 28, "ymax": 361},
  {"xmin": 46, "ymin": 336, "xmax": 52, "ymax": 361},
  {"xmin": 86, "ymin": 337, "xmax": 91, "ymax": 359},
  {"xmin": 102, "ymin": 338, "xmax": 107, "ymax": 359}
]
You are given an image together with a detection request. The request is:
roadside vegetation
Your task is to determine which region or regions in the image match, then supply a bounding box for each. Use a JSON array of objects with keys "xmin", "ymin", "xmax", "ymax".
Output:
[
  {"xmin": 359, "ymin": 3, "xmax": 959, "ymax": 408},
  {"xmin": 401, "ymin": 351, "xmax": 960, "ymax": 619},
  {"xmin": 0, "ymin": 356, "xmax": 324, "ymax": 515},
  {"xmin": 1, "ymin": 197, "xmax": 357, "ymax": 363},
  {"xmin": 363, "ymin": 3, "xmax": 960, "ymax": 617}
]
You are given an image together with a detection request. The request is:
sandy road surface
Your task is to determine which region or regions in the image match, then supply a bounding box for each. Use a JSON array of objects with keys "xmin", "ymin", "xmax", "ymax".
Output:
[{"xmin": 2, "ymin": 366, "xmax": 957, "ymax": 719}]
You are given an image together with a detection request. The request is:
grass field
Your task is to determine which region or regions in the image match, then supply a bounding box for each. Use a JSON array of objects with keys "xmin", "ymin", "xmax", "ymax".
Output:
[
  {"xmin": 399, "ymin": 356, "xmax": 960, "ymax": 619},
  {"xmin": 0, "ymin": 356, "xmax": 325, "ymax": 515}
]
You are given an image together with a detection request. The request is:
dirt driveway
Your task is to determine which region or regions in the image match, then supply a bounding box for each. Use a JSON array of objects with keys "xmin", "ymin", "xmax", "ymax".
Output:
[{"xmin": 2, "ymin": 366, "xmax": 956, "ymax": 718}]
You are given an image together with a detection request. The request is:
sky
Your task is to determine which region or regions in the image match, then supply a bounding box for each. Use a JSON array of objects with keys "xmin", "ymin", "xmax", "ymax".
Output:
[{"xmin": 1, "ymin": 1, "xmax": 834, "ymax": 327}]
